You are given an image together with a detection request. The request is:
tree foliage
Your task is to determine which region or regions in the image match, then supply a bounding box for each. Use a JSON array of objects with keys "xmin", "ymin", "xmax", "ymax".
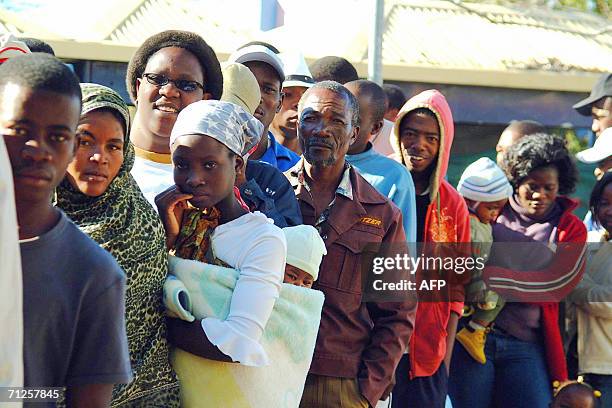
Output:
[{"xmin": 465, "ymin": 0, "xmax": 611, "ymax": 19}]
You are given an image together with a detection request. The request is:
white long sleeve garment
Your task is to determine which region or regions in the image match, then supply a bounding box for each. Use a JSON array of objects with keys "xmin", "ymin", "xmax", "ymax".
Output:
[
  {"xmin": 201, "ymin": 211, "xmax": 286, "ymax": 366},
  {"xmin": 0, "ymin": 138, "xmax": 23, "ymax": 395}
]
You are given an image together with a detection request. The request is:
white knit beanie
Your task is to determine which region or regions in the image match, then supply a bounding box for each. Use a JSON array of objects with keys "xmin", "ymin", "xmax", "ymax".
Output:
[
  {"xmin": 282, "ymin": 225, "xmax": 327, "ymax": 281},
  {"xmin": 457, "ymin": 157, "xmax": 513, "ymax": 202}
]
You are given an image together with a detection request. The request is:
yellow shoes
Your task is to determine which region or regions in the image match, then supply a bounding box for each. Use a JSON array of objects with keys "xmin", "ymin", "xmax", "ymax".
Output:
[{"xmin": 457, "ymin": 327, "xmax": 487, "ymax": 364}]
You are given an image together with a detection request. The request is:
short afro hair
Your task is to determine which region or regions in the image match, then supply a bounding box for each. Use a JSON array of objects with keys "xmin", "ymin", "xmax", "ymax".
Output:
[
  {"xmin": 383, "ymin": 84, "xmax": 406, "ymax": 112},
  {"xmin": 590, "ymin": 171, "xmax": 612, "ymax": 228},
  {"xmin": 501, "ymin": 133, "xmax": 578, "ymax": 195},
  {"xmin": 0, "ymin": 53, "xmax": 81, "ymax": 104},
  {"xmin": 504, "ymin": 119, "xmax": 545, "ymax": 139},
  {"xmin": 346, "ymin": 79, "xmax": 387, "ymax": 124},
  {"xmin": 17, "ymin": 37, "xmax": 55, "ymax": 55},
  {"xmin": 553, "ymin": 381, "xmax": 598, "ymax": 404},
  {"xmin": 299, "ymin": 80, "xmax": 359, "ymax": 127},
  {"xmin": 126, "ymin": 30, "xmax": 223, "ymax": 103},
  {"xmin": 309, "ymin": 56, "xmax": 358, "ymax": 84}
]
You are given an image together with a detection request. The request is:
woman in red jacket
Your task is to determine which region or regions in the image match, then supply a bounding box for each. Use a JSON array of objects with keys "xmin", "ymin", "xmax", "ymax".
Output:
[{"xmin": 449, "ymin": 133, "xmax": 587, "ymax": 408}]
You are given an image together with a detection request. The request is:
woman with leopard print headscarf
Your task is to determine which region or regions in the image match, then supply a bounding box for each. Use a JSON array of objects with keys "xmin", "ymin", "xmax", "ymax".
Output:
[{"xmin": 55, "ymin": 83, "xmax": 180, "ymax": 407}]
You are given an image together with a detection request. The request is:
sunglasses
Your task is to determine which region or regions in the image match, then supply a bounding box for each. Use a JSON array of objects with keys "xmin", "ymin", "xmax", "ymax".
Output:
[{"xmin": 142, "ymin": 73, "xmax": 204, "ymax": 92}]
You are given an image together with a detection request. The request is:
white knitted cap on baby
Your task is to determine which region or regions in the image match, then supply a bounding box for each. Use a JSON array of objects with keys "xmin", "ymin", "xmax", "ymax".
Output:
[
  {"xmin": 282, "ymin": 225, "xmax": 327, "ymax": 281},
  {"xmin": 457, "ymin": 157, "xmax": 513, "ymax": 202}
]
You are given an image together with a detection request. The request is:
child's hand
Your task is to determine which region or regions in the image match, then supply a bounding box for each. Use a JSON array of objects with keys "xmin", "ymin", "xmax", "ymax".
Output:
[{"xmin": 155, "ymin": 185, "xmax": 193, "ymax": 249}]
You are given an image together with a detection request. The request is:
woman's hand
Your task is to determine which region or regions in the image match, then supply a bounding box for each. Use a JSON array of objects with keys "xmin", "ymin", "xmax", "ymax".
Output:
[{"xmin": 155, "ymin": 185, "xmax": 193, "ymax": 249}]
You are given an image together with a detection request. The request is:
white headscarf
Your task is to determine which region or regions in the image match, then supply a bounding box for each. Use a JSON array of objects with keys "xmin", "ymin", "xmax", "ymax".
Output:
[{"xmin": 170, "ymin": 100, "xmax": 263, "ymax": 156}]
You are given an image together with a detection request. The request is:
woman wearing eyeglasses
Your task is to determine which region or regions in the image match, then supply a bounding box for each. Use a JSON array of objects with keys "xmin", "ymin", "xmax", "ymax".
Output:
[{"xmin": 126, "ymin": 30, "xmax": 223, "ymax": 207}]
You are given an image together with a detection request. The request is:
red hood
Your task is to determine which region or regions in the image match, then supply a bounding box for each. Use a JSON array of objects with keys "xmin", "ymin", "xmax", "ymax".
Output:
[{"xmin": 392, "ymin": 89, "xmax": 454, "ymax": 201}]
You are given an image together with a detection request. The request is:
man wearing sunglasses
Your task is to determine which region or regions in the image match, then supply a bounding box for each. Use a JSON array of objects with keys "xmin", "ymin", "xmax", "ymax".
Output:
[{"xmin": 126, "ymin": 30, "xmax": 223, "ymax": 207}]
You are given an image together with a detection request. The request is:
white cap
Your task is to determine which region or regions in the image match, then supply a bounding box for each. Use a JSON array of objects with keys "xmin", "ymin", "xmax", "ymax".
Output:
[
  {"xmin": 457, "ymin": 157, "xmax": 513, "ymax": 202},
  {"xmin": 576, "ymin": 128, "xmax": 612, "ymax": 164},
  {"xmin": 228, "ymin": 45, "xmax": 285, "ymax": 82},
  {"xmin": 0, "ymin": 34, "xmax": 30, "ymax": 63},
  {"xmin": 282, "ymin": 225, "xmax": 327, "ymax": 281},
  {"xmin": 279, "ymin": 52, "xmax": 314, "ymax": 89}
]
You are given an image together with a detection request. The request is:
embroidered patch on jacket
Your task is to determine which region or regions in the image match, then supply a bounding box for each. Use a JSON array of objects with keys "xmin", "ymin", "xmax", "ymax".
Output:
[{"xmin": 360, "ymin": 216, "xmax": 383, "ymax": 227}]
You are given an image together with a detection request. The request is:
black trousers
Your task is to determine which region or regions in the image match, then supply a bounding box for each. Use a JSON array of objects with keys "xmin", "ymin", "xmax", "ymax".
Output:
[{"xmin": 390, "ymin": 354, "xmax": 448, "ymax": 408}]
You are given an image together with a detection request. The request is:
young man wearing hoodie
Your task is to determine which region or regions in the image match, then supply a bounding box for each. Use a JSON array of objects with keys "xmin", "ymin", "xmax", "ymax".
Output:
[{"xmin": 390, "ymin": 90, "xmax": 470, "ymax": 408}]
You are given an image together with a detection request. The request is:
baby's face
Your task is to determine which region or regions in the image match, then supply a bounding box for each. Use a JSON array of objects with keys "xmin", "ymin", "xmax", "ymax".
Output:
[
  {"xmin": 551, "ymin": 388, "xmax": 596, "ymax": 408},
  {"xmin": 284, "ymin": 264, "xmax": 314, "ymax": 288},
  {"xmin": 475, "ymin": 198, "xmax": 508, "ymax": 225}
]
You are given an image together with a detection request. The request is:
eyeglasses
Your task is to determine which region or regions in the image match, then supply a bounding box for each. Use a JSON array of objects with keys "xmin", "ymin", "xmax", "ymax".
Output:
[{"xmin": 142, "ymin": 73, "xmax": 204, "ymax": 92}]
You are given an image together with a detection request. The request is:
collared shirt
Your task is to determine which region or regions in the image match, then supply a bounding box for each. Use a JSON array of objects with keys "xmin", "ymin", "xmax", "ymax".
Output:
[
  {"xmin": 292, "ymin": 161, "xmax": 353, "ymax": 231},
  {"xmin": 346, "ymin": 142, "xmax": 417, "ymax": 243},
  {"xmin": 259, "ymin": 132, "xmax": 301, "ymax": 172}
]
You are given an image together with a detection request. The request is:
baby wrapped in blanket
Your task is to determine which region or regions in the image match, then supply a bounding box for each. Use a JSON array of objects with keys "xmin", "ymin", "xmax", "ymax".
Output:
[{"xmin": 164, "ymin": 225, "xmax": 326, "ymax": 408}]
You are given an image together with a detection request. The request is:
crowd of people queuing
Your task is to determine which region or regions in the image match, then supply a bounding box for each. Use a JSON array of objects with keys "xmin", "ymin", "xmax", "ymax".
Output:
[{"xmin": 0, "ymin": 29, "xmax": 611, "ymax": 408}]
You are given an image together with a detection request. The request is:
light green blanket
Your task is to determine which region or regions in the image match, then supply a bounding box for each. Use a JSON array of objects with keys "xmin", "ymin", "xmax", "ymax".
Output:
[{"xmin": 164, "ymin": 255, "xmax": 324, "ymax": 408}]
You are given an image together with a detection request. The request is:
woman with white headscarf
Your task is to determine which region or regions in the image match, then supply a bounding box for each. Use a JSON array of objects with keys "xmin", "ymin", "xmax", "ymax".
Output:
[{"xmin": 156, "ymin": 100, "xmax": 286, "ymax": 366}]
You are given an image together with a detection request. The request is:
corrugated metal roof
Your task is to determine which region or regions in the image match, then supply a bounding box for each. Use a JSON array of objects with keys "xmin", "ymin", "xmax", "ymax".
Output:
[
  {"xmin": 106, "ymin": 0, "xmax": 256, "ymax": 53},
  {"xmin": 0, "ymin": 20, "xmax": 23, "ymax": 35},
  {"xmin": 1, "ymin": 0, "xmax": 610, "ymax": 90},
  {"xmin": 381, "ymin": 0, "xmax": 612, "ymax": 73},
  {"xmin": 0, "ymin": 7, "xmax": 60, "ymax": 39}
]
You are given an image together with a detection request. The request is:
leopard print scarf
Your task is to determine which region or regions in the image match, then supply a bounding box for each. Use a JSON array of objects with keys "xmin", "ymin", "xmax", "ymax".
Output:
[{"xmin": 55, "ymin": 83, "xmax": 179, "ymax": 407}]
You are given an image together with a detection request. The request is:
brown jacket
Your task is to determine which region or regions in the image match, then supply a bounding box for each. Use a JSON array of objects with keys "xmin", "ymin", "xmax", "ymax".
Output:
[{"xmin": 286, "ymin": 162, "xmax": 416, "ymax": 406}]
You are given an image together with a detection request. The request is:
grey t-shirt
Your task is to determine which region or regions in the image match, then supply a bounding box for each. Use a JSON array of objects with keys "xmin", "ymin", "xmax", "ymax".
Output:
[{"xmin": 21, "ymin": 210, "xmax": 132, "ymax": 395}]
